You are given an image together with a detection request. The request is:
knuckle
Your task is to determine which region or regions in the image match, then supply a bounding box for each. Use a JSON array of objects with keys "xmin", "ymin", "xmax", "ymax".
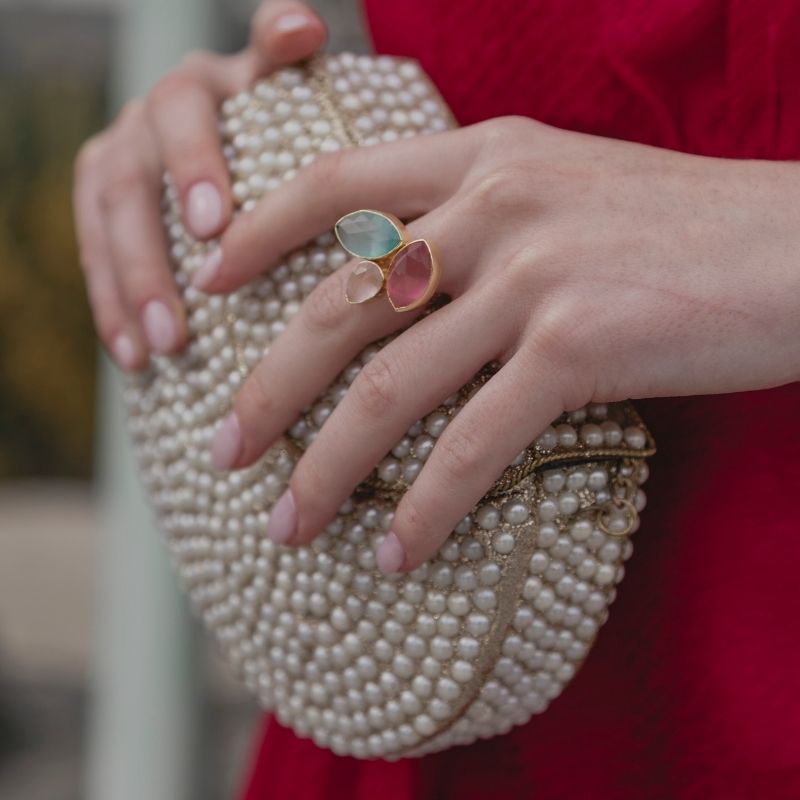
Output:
[
  {"xmin": 474, "ymin": 115, "xmax": 540, "ymax": 153},
  {"xmin": 534, "ymin": 302, "xmax": 586, "ymax": 369},
  {"xmin": 351, "ymin": 354, "xmax": 397, "ymax": 420},
  {"xmin": 169, "ymin": 138, "xmax": 221, "ymax": 178},
  {"xmin": 178, "ymin": 48, "xmax": 214, "ymax": 74},
  {"xmin": 433, "ymin": 424, "xmax": 483, "ymax": 483},
  {"xmin": 95, "ymin": 315, "xmax": 120, "ymax": 348},
  {"xmin": 304, "ymin": 274, "xmax": 347, "ymax": 334},
  {"xmin": 504, "ymin": 243, "xmax": 538, "ymax": 277},
  {"xmin": 239, "ymin": 366, "xmax": 277, "ymax": 426},
  {"xmin": 115, "ymin": 98, "xmax": 145, "ymax": 130},
  {"xmin": 77, "ymin": 244, "xmax": 104, "ymax": 276},
  {"xmin": 119, "ymin": 271, "xmax": 159, "ymax": 306},
  {"xmin": 305, "ymin": 149, "xmax": 348, "ymax": 188},
  {"xmin": 397, "ymin": 492, "xmax": 436, "ymax": 542},
  {"xmin": 522, "ymin": 303, "xmax": 595, "ymax": 408},
  {"xmin": 75, "ymin": 135, "xmax": 105, "ymax": 177},
  {"xmin": 99, "ymin": 162, "xmax": 148, "ymax": 210},
  {"xmin": 291, "ymin": 457, "xmax": 328, "ymax": 523},
  {"xmin": 468, "ymin": 163, "xmax": 534, "ymax": 214},
  {"xmin": 148, "ymin": 70, "xmax": 198, "ymax": 110}
]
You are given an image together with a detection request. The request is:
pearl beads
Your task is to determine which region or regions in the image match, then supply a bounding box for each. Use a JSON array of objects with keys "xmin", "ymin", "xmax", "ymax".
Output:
[{"xmin": 128, "ymin": 53, "xmax": 654, "ymax": 762}]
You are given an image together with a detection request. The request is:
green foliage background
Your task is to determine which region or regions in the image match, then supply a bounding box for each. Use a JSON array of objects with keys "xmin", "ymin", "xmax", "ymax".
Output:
[{"xmin": 0, "ymin": 75, "xmax": 105, "ymax": 478}]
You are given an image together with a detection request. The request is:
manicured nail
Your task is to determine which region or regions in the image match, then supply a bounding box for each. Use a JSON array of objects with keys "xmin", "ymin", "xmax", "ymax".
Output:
[
  {"xmin": 267, "ymin": 489, "xmax": 297, "ymax": 544},
  {"xmin": 274, "ymin": 12, "xmax": 312, "ymax": 34},
  {"xmin": 142, "ymin": 300, "xmax": 178, "ymax": 354},
  {"xmin": 111, "ymin": 333, "xmax": 138, "ymax": 371},
  {"xmin": 186, "ymin": 181, "xmax": 223, "ymax": 239},
  {"xmin": 212, "ymin": 413, "xmax": 242, "ymax": 471},
  {"xmin": 192, "ymin": 246, "xmax": 222, "ymax": 290},
  {"xmin": 376, "ymin": 531, "xmax": 405, "ymax": 574}
]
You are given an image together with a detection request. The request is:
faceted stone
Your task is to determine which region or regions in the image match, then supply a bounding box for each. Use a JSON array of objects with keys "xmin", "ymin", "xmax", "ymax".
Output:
[
  {"xmin": 345, "ymin": 260, "xmax": 385, "ymax": 304},
  {"xmin": 386, "ymin": 240, "xmax": 435, "ymax": 311},
  {"xmin": 335, "ymin": 211, "xmax": 403, "ymax": 259}
]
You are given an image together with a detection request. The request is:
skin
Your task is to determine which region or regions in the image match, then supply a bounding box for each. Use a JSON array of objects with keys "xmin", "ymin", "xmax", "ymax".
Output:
[{"xmin": 74, "ymin": 1, "xmax": 800, "ymax": 575}]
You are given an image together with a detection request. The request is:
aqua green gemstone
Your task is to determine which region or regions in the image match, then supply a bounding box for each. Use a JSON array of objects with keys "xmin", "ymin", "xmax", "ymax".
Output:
[{"xmin": 335, "ymin": 211, "xmax": 403, "ymax": 259}]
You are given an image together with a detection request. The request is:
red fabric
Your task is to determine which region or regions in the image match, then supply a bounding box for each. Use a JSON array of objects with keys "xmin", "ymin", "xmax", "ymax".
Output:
[{"xmin": 242, "ymin": 2, "xmax": 800, "ymax": 798}]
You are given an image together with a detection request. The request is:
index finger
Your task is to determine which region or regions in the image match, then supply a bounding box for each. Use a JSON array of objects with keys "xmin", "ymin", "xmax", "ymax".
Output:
[{"xmin": 192, "ymin": 129, "xmax": 475, "ymax": 293}]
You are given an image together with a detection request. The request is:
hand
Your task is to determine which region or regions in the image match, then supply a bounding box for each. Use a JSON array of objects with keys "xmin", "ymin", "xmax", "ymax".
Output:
[
  {"xmin": 205, "ymin": 114, "xmax": 800, "ymax": 574},
  {"xmin": 72, "ymin": 0, "xmax": 326, "ymax": 371}
]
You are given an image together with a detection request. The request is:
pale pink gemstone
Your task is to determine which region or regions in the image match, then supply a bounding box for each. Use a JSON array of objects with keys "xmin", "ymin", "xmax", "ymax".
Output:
[
  {"xmin": 386, "ymin": 241, "xmax": 434, "ymax": 310},
  {"xmin": 345, "ymin": 260, "xmax": 384, "ymax": 303}
]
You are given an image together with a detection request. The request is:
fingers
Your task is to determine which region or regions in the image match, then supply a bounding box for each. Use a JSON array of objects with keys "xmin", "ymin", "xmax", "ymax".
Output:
[
  {"xmin": 148, "ymin": 0, "xmax": 327, "ymax": 242},
  {"xmin": 193, "ymin": 129, "xmax": 477, "ymax": 293},
  {"xmin": 266, "ymin": 294, "xmax": 505, "ymax": 549},
  {"xmin": 212, "ymin": 265, "xmax": 423, "ymax": 471},
  {"xmin": 248, "ymin": 0, "xmax": 327, "ymax": 73},
  {"xmin": 73, "ymin": 135, "xmax": 147, "ymax": 371},
  {"xmin": 381, "ymin": 353, "xmax": 569, "ymax": 573},
  {"xmin": 74, "ymin": 2, "xmax": 327, "ymax": 370},
  {"xmin": 100, "ymin": 108, "xmax": 187, "ymax": 355},
  {"xmin": 147, "ymin": 69, "xmax": 236, "ymax": 240}
]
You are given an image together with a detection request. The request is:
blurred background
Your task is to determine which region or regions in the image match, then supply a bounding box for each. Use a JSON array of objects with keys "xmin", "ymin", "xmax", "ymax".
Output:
[{"xmin": 0, "ymin": 0, "xmax": 365, "ymax": 797}]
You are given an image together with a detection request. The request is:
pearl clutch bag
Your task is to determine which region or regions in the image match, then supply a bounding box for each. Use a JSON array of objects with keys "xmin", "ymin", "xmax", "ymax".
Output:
[{"xmin": 125, "ymin": 53, "xmax": 656, "ymax": 759}]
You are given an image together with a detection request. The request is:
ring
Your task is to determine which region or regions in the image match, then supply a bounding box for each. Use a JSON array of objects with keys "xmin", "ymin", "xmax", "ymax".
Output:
[{"xmin": 334, "ymin": 209, "xmax": 442, "ymax": 312}]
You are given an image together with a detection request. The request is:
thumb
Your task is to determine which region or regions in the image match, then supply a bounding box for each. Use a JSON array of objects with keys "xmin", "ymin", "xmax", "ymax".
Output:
[{"xmin": 245, "ymin": 0, "xmax": 328, "ymax": 76}]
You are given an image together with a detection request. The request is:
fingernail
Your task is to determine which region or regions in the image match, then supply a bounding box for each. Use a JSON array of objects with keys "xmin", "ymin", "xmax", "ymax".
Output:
[
  {"xmin": 212, "ymin": 413, "xmax": 242, "ymax": 471},
  {"xmin": 274, "ymin": 12, "xmax": 312, "ymax": 34},
  {"xmin": 267, "ymin": 489, "xmax": 297, "ymax": 544},
  {"xmin": 376, "ymin": 531, "xmax": 405, "ymax": 575},
  {"xmin": 186, "ymin": 181, "xmax": 223, "ymax": 239},
  {"xmin": 111, "ymin": 333, "xmax": 138, "ymax": 371},
  {"xmin": 192, "ymin": 247, "xmax": 222, "ymax": 290},
  {"xmin": 142, "ymin": 300, "xmax": 178, "ymax": 354}
]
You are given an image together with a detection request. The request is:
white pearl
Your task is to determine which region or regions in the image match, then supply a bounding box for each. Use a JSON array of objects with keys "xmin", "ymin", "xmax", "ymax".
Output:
[
  {"xmin": 542, "ymin": 470, "xmax": 565, "ymax": 493},
  {"xmin": 600, "ymin": 420, "xmax": 623, "ymax": 445},
  {"xmin": 436, "ymin": 678, "xmax": 460, "ymax": 702},
  {"xmin": 437, "ymin": 613, "xmax": 459, "ymax": 637},
  {"xmin": 479, "ymin": 561, "xmax": 501, "ymax": 586},
  {"xmin": 492, "ymin": 531, "xmax": 515, "ymax": 554},
  {"xmin": 475, "ymin": 505, "xmax": 499, "ymax": 532},
  {"xmin": 537, "ymin": 499, "xmax": 559, "ymax": 521},
  {"xmin": 558, "ymin": 492, "xmax": 580, "ymax": 516},
  {"xmin": 447, "ymin": 592, "xmax": 470, "ymax": 617},
  {"xmin": 555, "ymin": 423, "xmax": 578, "ymax": 447},
  {"xmin": 424, "ymin": 411, "xmax": 449, "ymax": 437},
  {"xmin": 624, "ymin": 426, "xmax": 647, "ymax": 449},
  {"xmin": 454, "ymin": 566, "xmax": 478, "ymax": 591},
  {"xmin": 502, "ymin": 500, "xmax": 529, "ymax": 524},
  {"xmin": 430, "ymin": 636, "xmax": 453, "ymax": 661},
  {"xmin": 535, "ymin": 426, "xmax": 558, "ymax": 450},
  {"xmin": 579, "ymin": 423, "xmax": 604, "ymax": 446},
  {"xmin": 473, "ymin": 588, "xmax": 497, "ymax": 612},
  {"xmin": 466, "ymin": 613, "xmax": 491, "ymax": 637},
  {"xmin": 457, "ymin": 637, "xmax": 480, "ymax": 659},
  {"xmin": 451, "ymin": 660, "xmax": 474, "ymax": 683}
]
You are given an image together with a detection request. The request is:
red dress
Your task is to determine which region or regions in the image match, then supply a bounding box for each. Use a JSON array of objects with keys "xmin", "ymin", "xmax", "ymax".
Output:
[{"xmin": 243, "ymin": 2, "xmax": 800, "ymax": 797}]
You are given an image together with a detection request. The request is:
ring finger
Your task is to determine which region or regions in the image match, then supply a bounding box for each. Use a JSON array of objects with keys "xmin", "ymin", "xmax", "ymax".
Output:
[{"xmin": 273, "ymin": 289, "xmax": 506, "ymax": 549}]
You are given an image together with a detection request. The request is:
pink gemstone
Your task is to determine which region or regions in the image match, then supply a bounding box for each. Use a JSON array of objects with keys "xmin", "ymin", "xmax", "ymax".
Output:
[
  {"xmin": 345, "ymin": 260, "xmax": 384, "ymax": 304},
  {"xmin": 386, "ymin": 241, "xmax": 434, "ymax": 311}
]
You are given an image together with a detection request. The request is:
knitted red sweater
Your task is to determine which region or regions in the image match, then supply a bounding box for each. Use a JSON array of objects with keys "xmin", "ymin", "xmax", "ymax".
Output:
[{"xmin": 243, "ymin": 2, "xmax": 800, "ymax": 797}]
